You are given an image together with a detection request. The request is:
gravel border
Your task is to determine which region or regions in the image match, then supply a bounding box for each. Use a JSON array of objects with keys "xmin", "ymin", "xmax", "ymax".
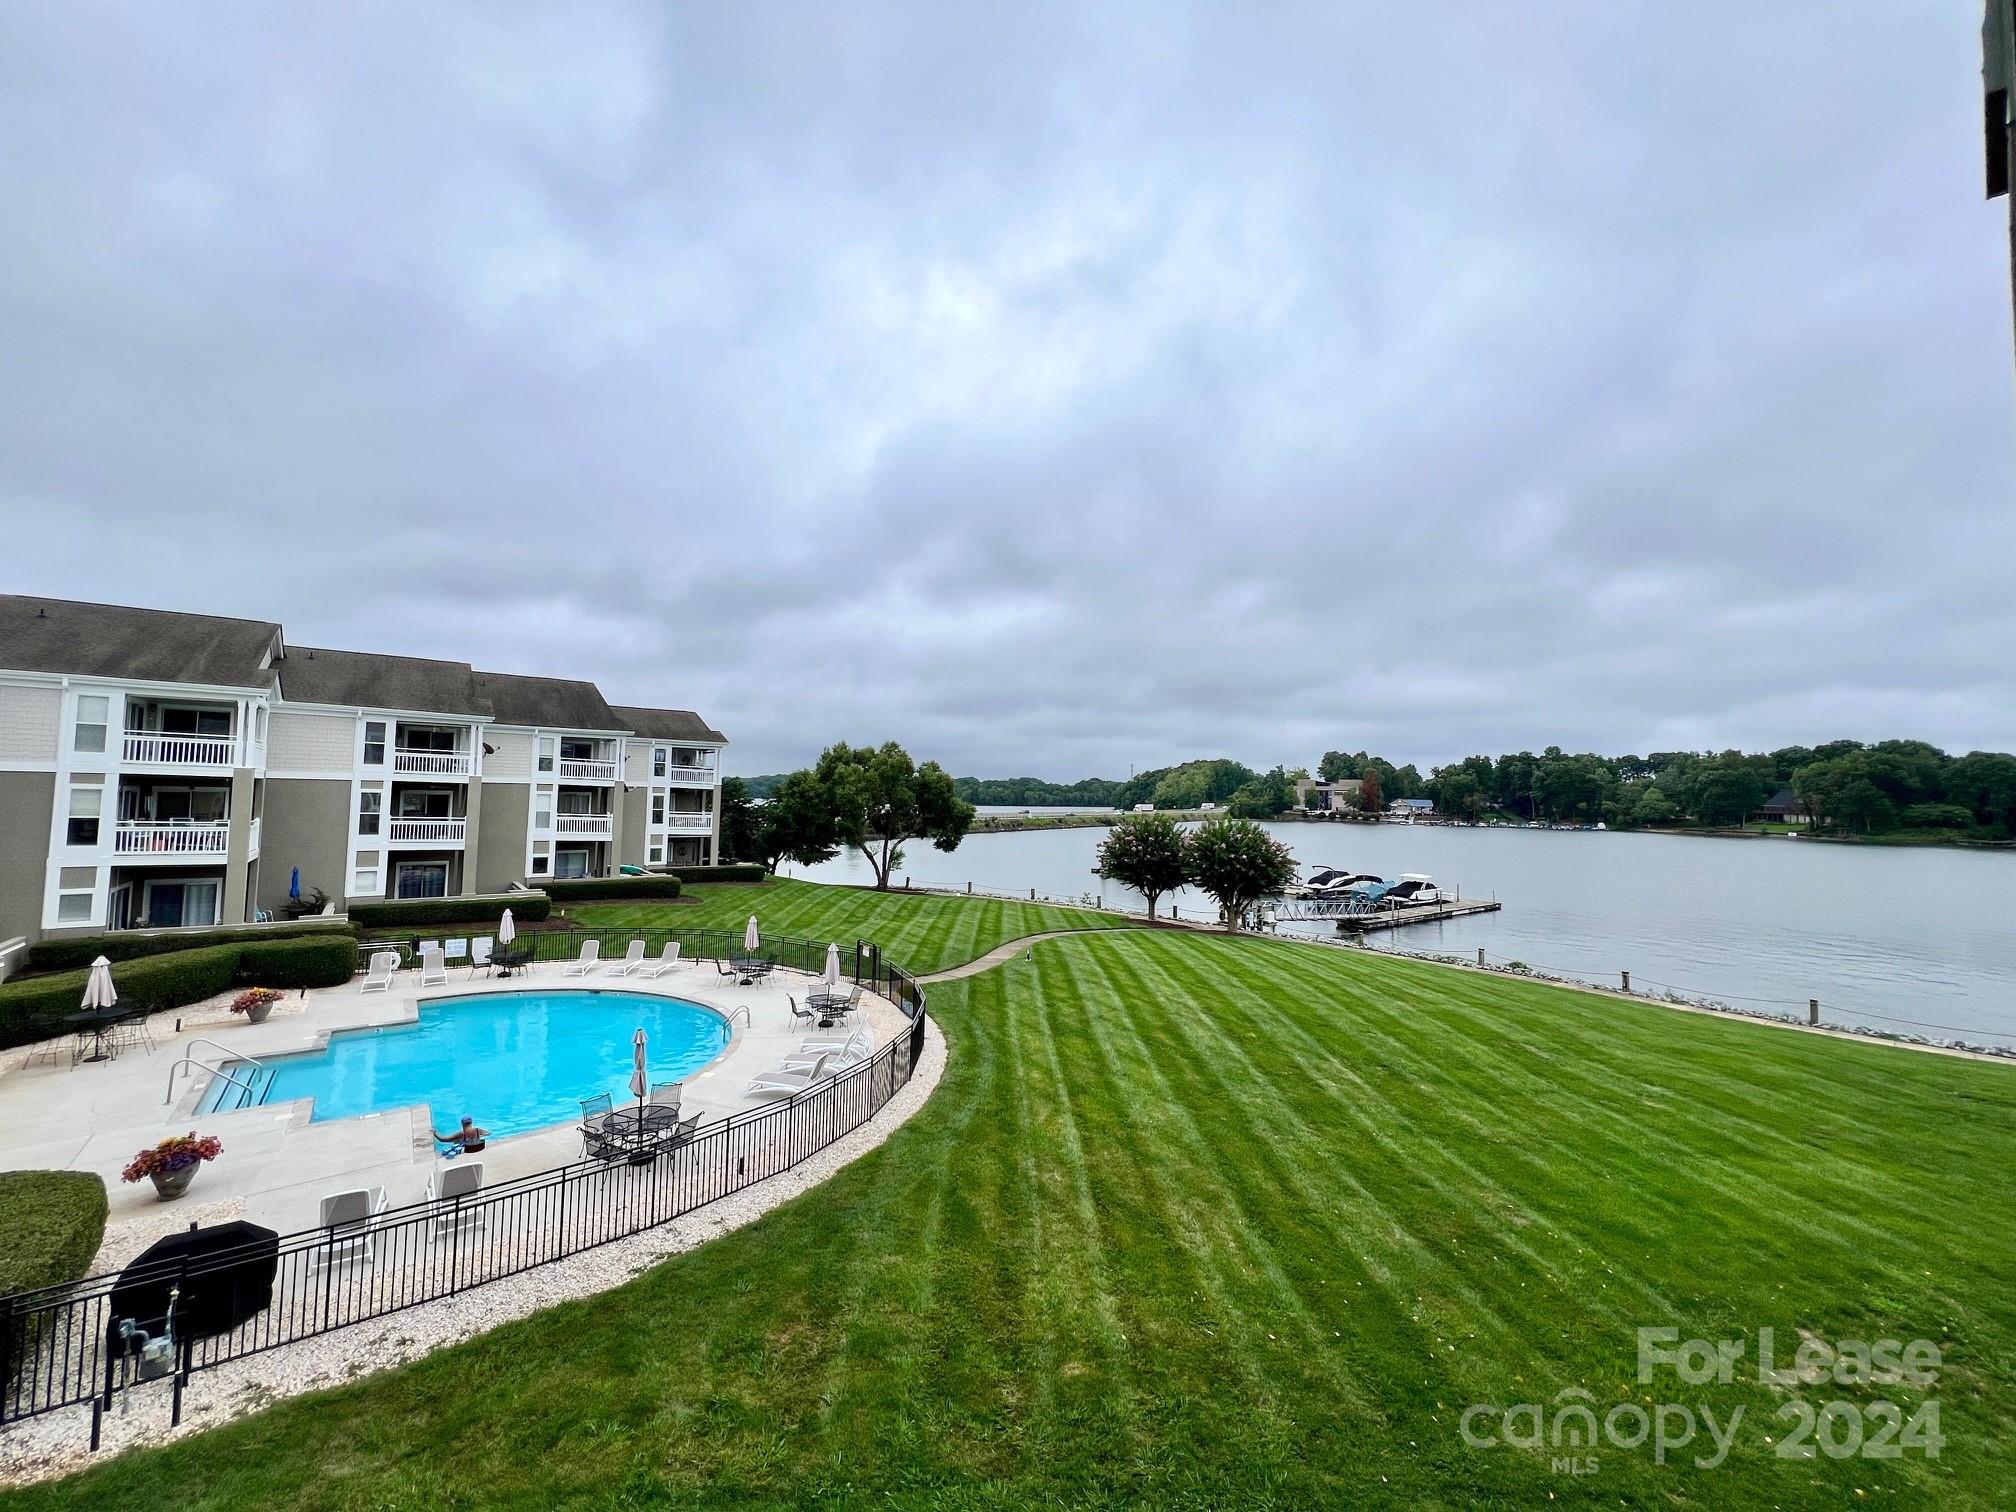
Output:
[{"xmin": 0, "ymin": 1014, "xmax": 945, "ymax": 1486}]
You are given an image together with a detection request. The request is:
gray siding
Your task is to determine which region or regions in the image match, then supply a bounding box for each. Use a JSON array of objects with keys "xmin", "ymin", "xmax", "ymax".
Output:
[
  {"xmin": 473, "ymin": 784, "xmax": 529, "ymax": 893},
  {"xmin": 0, "ymin": 771, "xmax": 55, "ymax": 942},
  {"xmin": 259, "ymin": 778, "xmax": 351, "ymax": 916}
]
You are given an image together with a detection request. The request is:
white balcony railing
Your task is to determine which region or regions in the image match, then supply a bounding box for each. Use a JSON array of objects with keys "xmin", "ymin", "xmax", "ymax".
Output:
[
  {"xmin": 554, "ymin": 814, "xmax": 613, "ymax": 836},
  {"xmin": 114, "ymin": 821, "xmax": 231, "ymax": 857},
  {"xmin": 557, "ymin": 758, "xmax": 617, "ymax": 782},
  {"xmin": 660, "ymin": 762, "xmax": 717, "ymax": 785},
  {"xmin": 122, "ymin": 734, "xmax": 235, "ymax": 767},
  {"xmin": 387, "ymin": 817, "xmax": 467, "ymax": 843},
  {"xmin": 393, "ymin": 750, "xmax": 472, "ymax": 777},
  {"xmin": 662, "ymin": 811, "xmax": 711, "ymax": 830},
  {"xmin": 248, "ymin": 816, "xmax": 261, "ymax": 859}
]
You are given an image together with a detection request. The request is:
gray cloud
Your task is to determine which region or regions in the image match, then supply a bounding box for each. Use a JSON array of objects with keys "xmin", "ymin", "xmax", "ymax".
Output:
[{"xmin": 2, "ymin": 3, "xmax": 2010, "ymax": 778}]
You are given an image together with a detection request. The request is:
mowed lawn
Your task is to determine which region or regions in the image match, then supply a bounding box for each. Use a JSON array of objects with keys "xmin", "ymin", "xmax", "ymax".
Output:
[
  {"xmin": 565, "ymin": 875, "xmax": 1119, "ymax": 975},
  {"xmin": 16, "ymin": 928, "xmax": 2016, "ymax": 1508}
]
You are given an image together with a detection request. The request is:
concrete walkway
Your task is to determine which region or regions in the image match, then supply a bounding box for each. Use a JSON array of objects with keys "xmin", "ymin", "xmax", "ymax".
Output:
[{"xmin": 914, "ymin": 928, "xmax": 1146, "ymax": 983}]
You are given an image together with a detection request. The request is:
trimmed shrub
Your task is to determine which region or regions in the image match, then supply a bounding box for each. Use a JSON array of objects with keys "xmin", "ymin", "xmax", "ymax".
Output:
[
  {"xmin": 236, "ymin": 934, "xmax": 359, "ymax": 990},
  {"xmin": 542, "ymin": 876, "xmax": 682, "ymax": 902},
  {"xmin": 657, "ymin": 864, "xmax": 766, "ymax": 885},
  {"xmin": 0, "ymin": 1170, "xmax": 109, "ymax": 1389},
  {"xmin": 0, "ymin": 1171, "xmax": 109, "ymax": 1299},
  {"xmin": 347, "ymin": 894, "xmax": 551, "ymax": 928},
  {"xmin": 26, "ymin": 921, "xmax": 355, "ymax": 973},
  {"xmin": 0, "ymin": 936, "xmax": 356, "ymax": 1050}
]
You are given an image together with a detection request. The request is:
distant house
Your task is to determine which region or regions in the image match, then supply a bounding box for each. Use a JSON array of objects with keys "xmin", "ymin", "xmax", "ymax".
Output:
[
  {"xmin": 1389, "ymin": 797, "xmax": 1435, "ymax": 816},
  {"xmin": 1295, "ymin": 778, "xmax": 1363, "ymax": 811},
  {"xmin": 1753, "ymin": 788, "xmax": 1808, "ymax": 825}
]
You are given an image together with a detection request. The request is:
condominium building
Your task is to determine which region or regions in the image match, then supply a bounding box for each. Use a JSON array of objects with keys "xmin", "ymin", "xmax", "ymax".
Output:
[{"xmin": 0, "ymin": 597, "xmax": 725, "ymax": 943}]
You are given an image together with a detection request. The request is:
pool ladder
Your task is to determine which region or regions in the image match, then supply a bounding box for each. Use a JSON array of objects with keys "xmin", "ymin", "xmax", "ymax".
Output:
[
  {"xmin": 165, "ymin": 1038, "xmax": 270, "ymax": 1109},
  {"xmin": 726, "ymin": 1005, "xmax": 752, "ymax": 1029}
]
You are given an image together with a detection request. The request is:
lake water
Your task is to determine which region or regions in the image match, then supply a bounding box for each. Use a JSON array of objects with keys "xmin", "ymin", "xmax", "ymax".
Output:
[{"xmin": 786, "ymin": 822, "xmax": 2016, "ymax": 1047}]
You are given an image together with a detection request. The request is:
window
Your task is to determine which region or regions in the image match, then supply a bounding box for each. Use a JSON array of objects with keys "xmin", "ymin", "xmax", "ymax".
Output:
[
  {"xmin": 254, "ymin": 707, "xmax": 267, "ymax": 744},
  {"xmin": 554, "ymin": 848, "xmax": 589, "ymax": 879},
  {"xmin": 66, "ymin": 787, "xmax": 102, "ymax": 846},
  {"xmin": 400, "ymin": 726, "xmax": 457, "ymax": 753},
  {"xmin": 530, "ymin": 854, "xmax": 550, "ymax": 875},
  {"xmin": 363, "ymin": 721, "xmax": 387, "ymax": 766},
  {"xmin": 358, "ymin": 791, "xmax": 381, "ymax": 835},
  {"xmin": 73, "ymin": 695, "xmax": 109, "ymax": 754},
  {"xmin": 394, "ymin": 861, "xmax": 448, "ymax": 899},
  {"xmin": 397, "ymin": 789, "xmax": 452, "ymax": 818},
  {"xmin": 161, "ymin": 707, "xmax": 231, "ymax": 736},
  {"xmin": 558, "ymin": 791, "xmax": 599, "ymax": 817},
  {"xmin": 652, "ymin": 748, "xmax": 667, "ymax": 778},
  {"xmin": 57, "ymin": 892, "xmax": 94, "ymax": 923},
  {"xmin": 650, "ymin": 792, "xmax": 665, "ymax": 825},
  {"xmin": 188, "ymin": 788, "xmax": 227, "ymax": 823},
  {"xmin": 536, "ymin": 737, "xmax": 556, "ymax": 774},
  {"xmin": 648, "ymin": 842, "xmax": 663, "ymax": 865},
  {"xmin": 560, "ymin": 738, "xmax": 595, "ymax": 762},
  {"xmin": 352, "ymin": 867, "xmax": 380, "ymax": 894}
]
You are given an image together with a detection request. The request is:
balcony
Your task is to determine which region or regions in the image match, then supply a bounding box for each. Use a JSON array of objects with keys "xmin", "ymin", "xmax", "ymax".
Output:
[
  {"xmin": 554, "ymin": 814, "xmax": 613, "ymax": 837},
  {"xmin": 387, "ymin": 817, "xmax": 468, "ymax": 844},
  {"xmin": 557, "ymin": 757, "xmax": 617, "ymax": 783},
  {"xmin": 661, "ymin": 811, "xmax": 711, "ymax": 830},
  {"xmin": 660, "ymin": 761, "xmax": 717, "ymax": 786},
  {"xmin": 123, "ymin": 734, "xmax": 235, "ymax": 767},
  {"xmin": 114, "ymin": 821, "xmax": 231, "ymax": 858},
  {"xmin": 393, "ymin": 749, "xmax": 472, "ymax": 777}
]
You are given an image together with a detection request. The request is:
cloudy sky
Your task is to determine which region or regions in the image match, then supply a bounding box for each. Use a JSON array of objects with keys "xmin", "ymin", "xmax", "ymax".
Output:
[{"xmin": 2, "ymin": 5, "xmax": 2011, "ymax": 780}]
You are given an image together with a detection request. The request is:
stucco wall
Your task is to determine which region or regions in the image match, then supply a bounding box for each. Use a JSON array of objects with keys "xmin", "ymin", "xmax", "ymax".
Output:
[
  {"xmin": 0, "ymin": 685, "xmax": 62, "ymax": 763},
  {"xmin": 258, "ymin": 777, "xmax": 351, "ymax": 914},
  {"xmin": 473, "ymin": 782, "xmax": 529, "ymax": 893},
  {"xmin": 0, "ymin": 771, "xmax": 55, "ymax": 941}
]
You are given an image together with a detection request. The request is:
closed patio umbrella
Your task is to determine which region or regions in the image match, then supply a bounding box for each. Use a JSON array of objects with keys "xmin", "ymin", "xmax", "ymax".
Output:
[
  {"xmin": 496, "ymin": 908, "xmax": 516, "ymax": 976},
  {"xmin": 630, "ymin": 1027, "xmax": 649, "ymax": 1139},
  {"xmin": 82, "ymin": 956, "xmax": 117, "ymax": 1012},
  {"xmin": 288, "ymin": 867, "xmax": 300, "ymax": 901},
  {"xmin": 744, "ymin": 915, "xmax": 760, "ymax": 954},
  {"xmin": 822, "ymin": 943, "xmax": 840, "ymax": 991}
]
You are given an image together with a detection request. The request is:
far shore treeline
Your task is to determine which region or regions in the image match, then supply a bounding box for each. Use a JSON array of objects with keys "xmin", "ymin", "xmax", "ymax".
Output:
[{"xmin": 740, "ymin": 740, "xmax": 2016, "ymax": 843}]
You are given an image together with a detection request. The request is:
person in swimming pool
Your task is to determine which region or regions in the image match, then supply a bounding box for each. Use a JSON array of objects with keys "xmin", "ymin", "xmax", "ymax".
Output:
[{"xmin": 434, "ymin": 1115, "xmax": 487, "ymax": 1155}]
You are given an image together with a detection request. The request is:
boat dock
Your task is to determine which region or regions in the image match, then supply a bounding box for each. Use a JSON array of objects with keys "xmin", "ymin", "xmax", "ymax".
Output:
[{"xmin": 1265, "ymin": 895, "xmax": 1503, "ymax": 934}]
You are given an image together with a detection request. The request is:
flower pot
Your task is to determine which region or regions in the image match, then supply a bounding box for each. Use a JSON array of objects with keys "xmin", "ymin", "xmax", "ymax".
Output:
[
  {"xmin": 150, "ymin": 1164, "xmax": 198, "ymax": 1201},
  {"xmin": 243, "ymin": 1002, "xmax": 274, "ymax": 1025}
]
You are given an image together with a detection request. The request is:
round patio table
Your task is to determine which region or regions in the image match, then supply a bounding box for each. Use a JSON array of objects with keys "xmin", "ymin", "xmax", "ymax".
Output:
[
  {"xmin": 64, "ymin": 1009, "xmax": 126, "ymax": 1064},
  {"xmin": 592, "ymin": 1105, "xmax": 681, "ymax": 1151},
  {"xmin": 730, "ymin": 956, "xmax": 773, "ymax": 985}
]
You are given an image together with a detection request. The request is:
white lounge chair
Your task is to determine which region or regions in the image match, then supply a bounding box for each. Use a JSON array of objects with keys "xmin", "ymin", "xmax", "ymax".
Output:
[
  {"xmin": 417, "ymin": 939, "xmax": 441, "ymax": 960},
  {"xmin": 795, "ymin": 1027, "xmax": 870, "ymax": 1057},
  {"xmin": 783, "ymin": 1034, "xmax": 871, "ymax": 1073},
  {"xmin": 563, "ymin": 939, "xmax": 602, "ymax": 977},
  {"xmin": 745, "ymin": 1053, "xmax": 830, "ymax": 1097},
  {"xmin": 361, "ymin": 951, "xmax": 398, "ymax": 993},
  {"xmin": 469, "ymin": 937, "xmax": 494, "ymax": 977},
  {"xmin": 426, "ymin": 1161, "xmax": 486, "ymax": 1241},
  {"xmin": 610, "ymin": 939, "xmax": 647, "ymax": 977},
  {"xmin": 418, "ymin": 947, "xmax": 449, "ymax": 987},
  {"xmin": 639, "ymin": 942, "xmax": 682, "ymax": 979},
  {"xmin": 309, "ymin": 1186, "xmax": 389, "ymax": 1269}
]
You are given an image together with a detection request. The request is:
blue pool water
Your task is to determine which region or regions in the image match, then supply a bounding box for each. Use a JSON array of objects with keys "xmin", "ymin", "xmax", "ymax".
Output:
[{"xmin": 253, "ymin": 990, "xmax": 730, "ymax": 1139}]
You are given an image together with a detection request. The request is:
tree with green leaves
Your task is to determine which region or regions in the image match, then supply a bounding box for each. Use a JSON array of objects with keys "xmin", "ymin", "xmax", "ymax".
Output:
[
  {"xmin": 717, "ymin": 776, "xmax": 758, "ymax": 863},
  {"xmin": 1185, "ymin": 817, "xmax": 1298, "ymax": 929},
  {"xmin": 1631, "ymin": 786, "xmax": 1679, "ymax": 826},
  {"xmin": 814, "ymin": 740, "xmax": 975, "ymax": 890},
  {"xmin": 748, "ymin": 769, "xmax": 840, "ymax": 875},
  {"xmin": 1094, "ymin": 812, "xmax": 1190, "ymax": 920},
  {"xmin": 1227, "ymin": 766, "xmax": 1295, "ymax": 819}
]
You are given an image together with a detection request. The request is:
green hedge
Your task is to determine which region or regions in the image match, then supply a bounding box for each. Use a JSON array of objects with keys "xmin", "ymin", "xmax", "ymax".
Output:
[
  {"xmin": 0, "ymin": 1171, "xmax": 108, "ymax": 1299},
  {"xmin": 657, "ymin": 864, "xmax": 766, "ymax": 885},
  {"xmin": 347, "ymin": 894, "xmax": 551, "ymax": 928},
  {"xmin": 0, "ymin": 936, "xmax": 357, "ymax": 1051},
  {"xmin": 543, "ymin": 876, "xmax": 682, "ymax": 902},
  {"xmin": 26, "ymin": 921, "xmax": 355, "ymax": 973}
]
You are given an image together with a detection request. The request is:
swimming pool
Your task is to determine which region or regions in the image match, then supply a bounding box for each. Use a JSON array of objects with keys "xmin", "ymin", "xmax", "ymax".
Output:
[{"xmin": 228, "ymin": 990, "xmax": 731, "ymax": 1139}]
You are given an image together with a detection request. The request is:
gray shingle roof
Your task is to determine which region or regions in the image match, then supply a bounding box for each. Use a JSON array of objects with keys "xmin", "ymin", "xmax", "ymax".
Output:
[
  {"xmin": 277, "ymin": 647, "xmax": 488, "ymax": 717},
  {"xmin": 473, "ymin": 671, "xmax": 622, "ymax": 732},
  {"xmin": 608, "ymin": 705, "xmax": 728, "ymax": 744},
  {"xmin": 0, "ymin": 595, "xmax": 281, "ymax": 687}
]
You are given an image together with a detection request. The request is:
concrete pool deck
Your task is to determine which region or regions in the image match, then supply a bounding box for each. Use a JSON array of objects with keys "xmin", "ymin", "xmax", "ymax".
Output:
[{"xmin": 0, "ymin": 957, "xmax": 908, "ymax": 1272}]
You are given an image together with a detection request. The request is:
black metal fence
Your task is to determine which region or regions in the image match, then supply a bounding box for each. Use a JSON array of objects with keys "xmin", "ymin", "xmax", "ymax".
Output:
[{"xmin": 0, "ymin": 931, "xmax": 928, "ymax": 1446}]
